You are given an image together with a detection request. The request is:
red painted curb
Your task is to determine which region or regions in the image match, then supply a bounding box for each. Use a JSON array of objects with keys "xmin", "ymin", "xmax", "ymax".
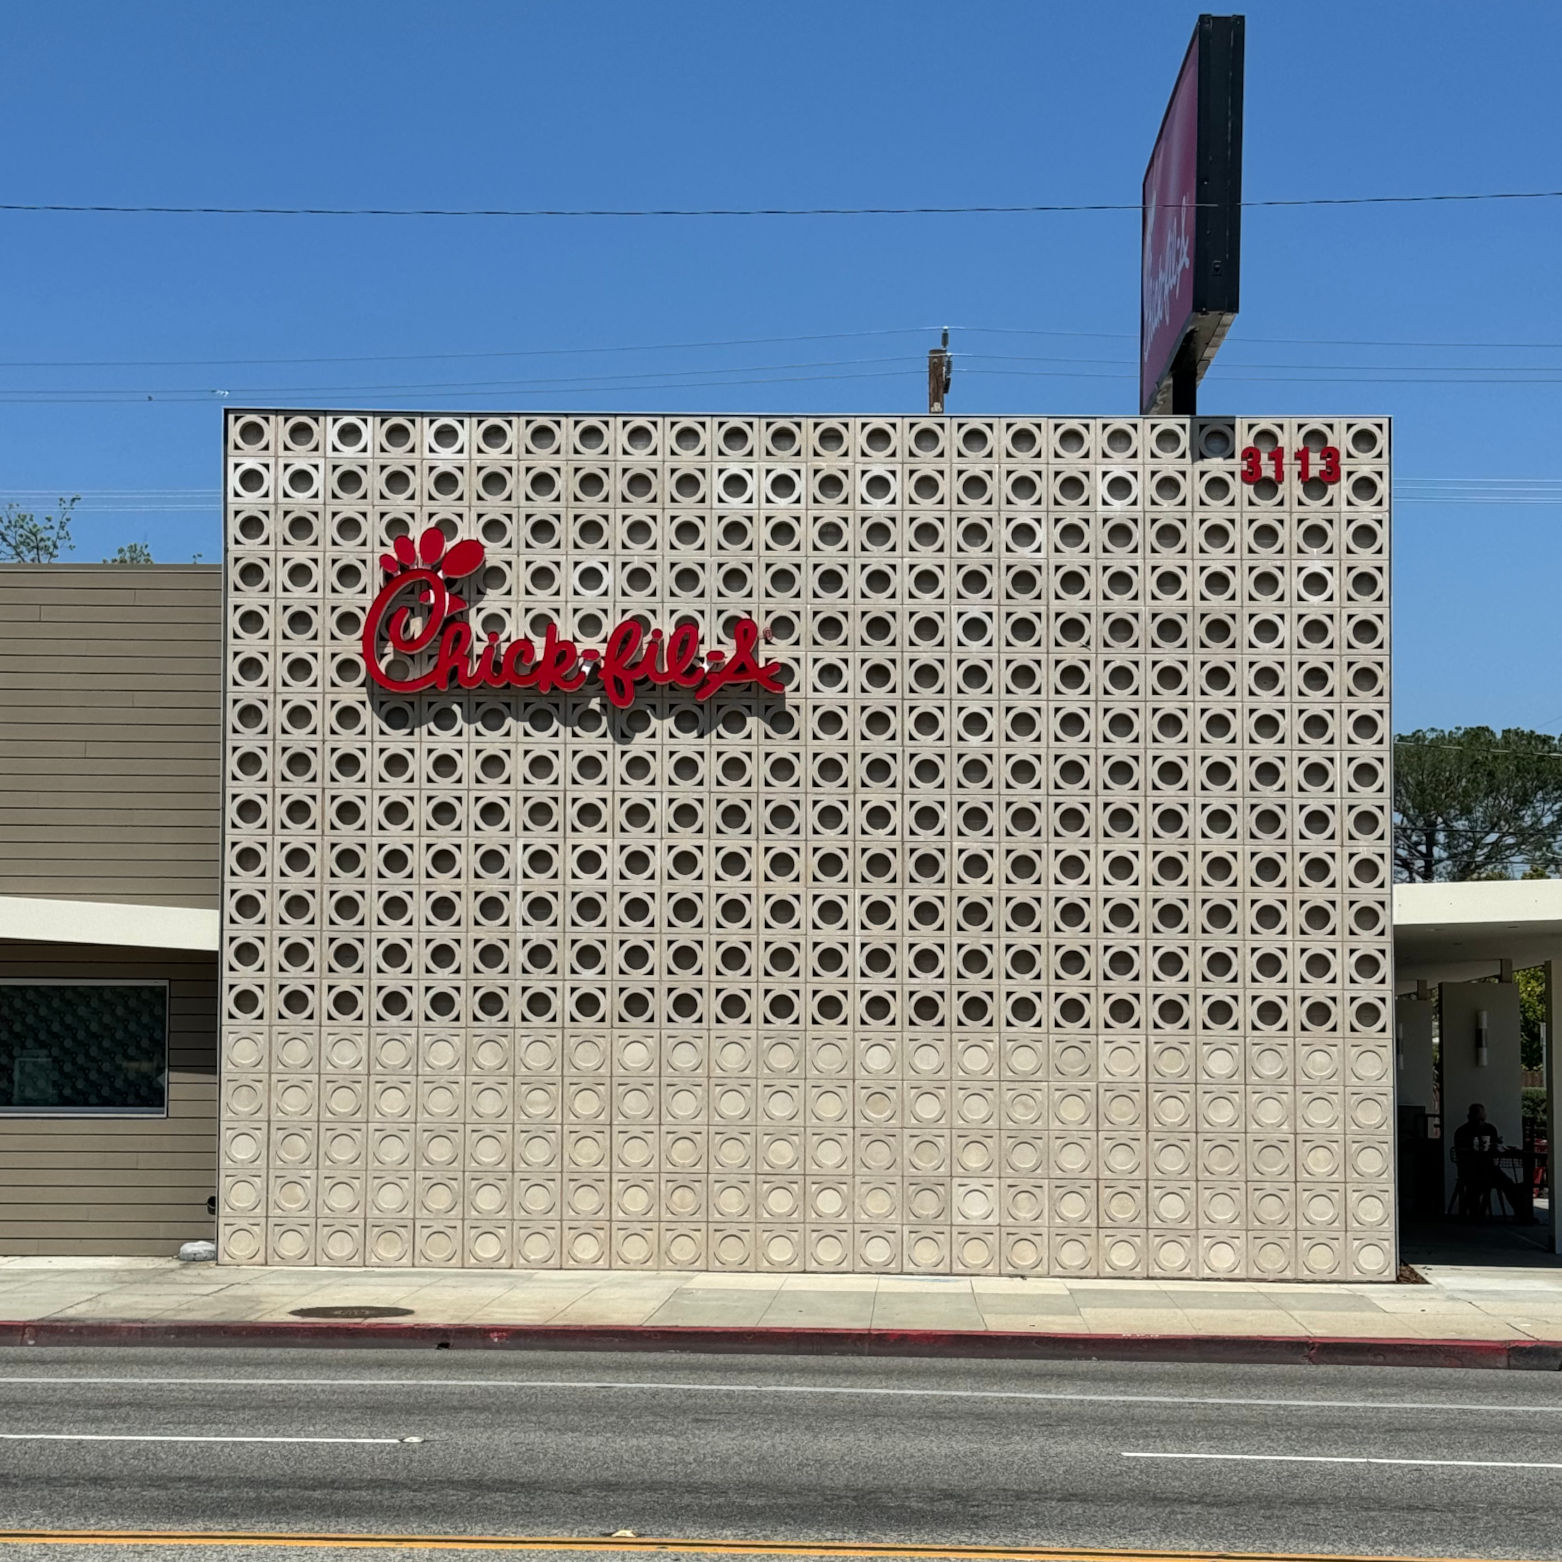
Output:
[{"xmin": 0, "ymin": 1318, "xmax": 1557, "ymax": 1369}]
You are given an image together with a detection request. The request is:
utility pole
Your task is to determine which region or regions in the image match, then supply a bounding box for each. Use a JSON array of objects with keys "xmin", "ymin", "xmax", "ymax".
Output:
[{"xmin": 927, "ymin": 328, "xmax": 951, "ymax": 415}]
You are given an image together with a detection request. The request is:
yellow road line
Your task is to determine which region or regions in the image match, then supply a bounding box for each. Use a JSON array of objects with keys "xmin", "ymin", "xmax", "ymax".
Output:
[{"xmin": 0, "ymin": 1533, "xmax": 1531, "ymax": 1562}]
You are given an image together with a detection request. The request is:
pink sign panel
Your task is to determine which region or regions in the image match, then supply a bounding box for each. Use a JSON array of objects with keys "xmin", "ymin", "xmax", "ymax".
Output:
[{"xmin": 1140, "ymin": 38, "xmax": 1200, "ymax": 412}]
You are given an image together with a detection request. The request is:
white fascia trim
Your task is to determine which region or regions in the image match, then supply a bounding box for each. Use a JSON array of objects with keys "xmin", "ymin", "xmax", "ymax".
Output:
[
  {"xmin": 0, "ymin": 896, "xmax": 219, "ymax": 953},
  {"xmin": 1394, "ymin": 878, "xmax": 1562, "ymax": 930}
]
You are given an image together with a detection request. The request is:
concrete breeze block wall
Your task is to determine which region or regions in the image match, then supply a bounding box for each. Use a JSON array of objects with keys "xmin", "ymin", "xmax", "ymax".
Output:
[{"xmin": 220, "ymin": 410, "xmax": 1394, "ymax": 1281}]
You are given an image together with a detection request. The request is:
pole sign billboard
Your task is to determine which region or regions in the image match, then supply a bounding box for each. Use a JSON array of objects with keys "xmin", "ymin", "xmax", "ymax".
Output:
[{"xmin": 1140, "ymin": 14, "xmax": 1244, "ymax": 415}]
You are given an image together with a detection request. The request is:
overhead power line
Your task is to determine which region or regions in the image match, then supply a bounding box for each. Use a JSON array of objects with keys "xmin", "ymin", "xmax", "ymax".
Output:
[
  {"xmin": 973, "ymin": 353, "xmax": 1562, "ymax": 374},
  {"xmin": 0, "ymin": 365, "xmax": 925, "ymax": 404},
  {"xmin": 9, "ymin": 326, "xmax": 1562, "ymax": 372},
  {"xmin": 0, "ymin": 328, "xmax": 938, "ymax": 371},
  {"xmin": 173, "ymin": 353, "xmax": 921, "ymax": 396},
  {"xmin": 13, "ymin": 352, "xmax": 1562, "ymax": 402},
  {"xmin": 1401, "ymin": 481, "xmax": 1562, "ymax": 492},
  {"xmin": 1392, "ymin": 740, "xmax": 1562, "ymax": 761},
  {"xmin": 1, "ymin": 190, "xmax": 1561, "ymax": 219},
  {"xmin": 1203, "ymin": 373, "xmax": 1562, "ymax": 385},
  {"xmin": 0, "ymin": 353, "xmax": 925, "ymax": 402},
  {"xmin": 962, "ymin": 367, "xmax": 1562, "ymax": 385},
  {"xmin": 964, "ymin": 326, "xmax": 1562, "ymax": 351}
]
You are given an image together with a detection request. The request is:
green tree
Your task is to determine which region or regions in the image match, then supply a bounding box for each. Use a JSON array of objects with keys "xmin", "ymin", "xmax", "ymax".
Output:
[
  {"xmin": 0, "ymin": 496, "xmax": 79, "ymax": 562},
  {"xmin": 1394, "ymin": 727, "xmax": 1562, "ymax": 881},
  {"xmin": 1517, "ymin": 966, "xmax": 1547, "ymax": 1071},
  {"xmin": 104, "ymin": 542, "xmax": 154, "ymax": 565}
]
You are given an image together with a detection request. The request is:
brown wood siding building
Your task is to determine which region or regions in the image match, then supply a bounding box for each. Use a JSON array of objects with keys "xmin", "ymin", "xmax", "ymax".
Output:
[
  {"xmin": 0, "ymin": 566, "xmax": 221, "ymax": 1256},
  {"xmin": 0, "ymin": 565, "xmax": 222, "ymax": 908},
  {"xmin": 0, "ymin": 942, "xmax": 217, "ymax": 1254}
]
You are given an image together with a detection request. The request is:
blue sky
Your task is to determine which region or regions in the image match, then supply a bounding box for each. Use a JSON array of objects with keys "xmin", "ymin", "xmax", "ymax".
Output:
[{"xmin": 3, "ymin": 0, "xmax": 1558, "ymax": 732}]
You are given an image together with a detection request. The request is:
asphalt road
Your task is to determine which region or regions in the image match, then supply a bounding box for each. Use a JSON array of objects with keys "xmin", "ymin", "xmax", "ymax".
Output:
[{"xmin": 0, "ymin": 1348, "xmax": 1558, "ymax": 1561}]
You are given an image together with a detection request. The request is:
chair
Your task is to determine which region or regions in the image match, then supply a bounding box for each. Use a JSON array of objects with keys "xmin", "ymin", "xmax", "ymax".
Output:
[
  {"xmin": 1449, "ymin": 1146, "xmax": 1487, "ymax": 1219},
  {"xmin": 1448, "ymin": 1146, "xmax": 1520, "ymax": 1221}
]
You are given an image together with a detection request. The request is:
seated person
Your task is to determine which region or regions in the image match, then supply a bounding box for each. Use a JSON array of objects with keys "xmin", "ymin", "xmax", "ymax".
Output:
[{"xmin": 1453, "ymin": 1103, "xmax": 1531, "ymax": 1220}]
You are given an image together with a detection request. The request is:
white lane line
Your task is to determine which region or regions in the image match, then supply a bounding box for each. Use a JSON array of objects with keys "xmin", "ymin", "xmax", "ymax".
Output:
[
  {"xmin": 1125, "ymin": 1451, "xmax": 1562, "ymax": 1471},
  {"xmin": 0, "ymin": 1433, "xmax": 412, "ymax": 1446},
  {"xmin": 0, "ymin": 1377, "xmax": 1558, "ymax": 1416}
]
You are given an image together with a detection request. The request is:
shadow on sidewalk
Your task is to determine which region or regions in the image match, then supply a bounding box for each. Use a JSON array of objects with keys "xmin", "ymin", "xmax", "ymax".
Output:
[{"xmin": 1401, "ymin": 1211, "xmax": 1561, "ymax": 1267}]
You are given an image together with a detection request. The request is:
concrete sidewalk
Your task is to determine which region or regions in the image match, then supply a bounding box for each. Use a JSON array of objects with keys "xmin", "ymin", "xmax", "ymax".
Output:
[{"xmin": 1, "ymin": 1255, "xmax": 1561, "ymax": 1344}]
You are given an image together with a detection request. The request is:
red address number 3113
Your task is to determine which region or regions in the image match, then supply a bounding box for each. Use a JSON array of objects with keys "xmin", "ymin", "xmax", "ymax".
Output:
[{"xmin": 1240, "ymin": 445, "xmax": 1341, "ymax": 484}]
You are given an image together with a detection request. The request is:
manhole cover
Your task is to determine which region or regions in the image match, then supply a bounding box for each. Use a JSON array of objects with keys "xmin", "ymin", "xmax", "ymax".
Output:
[{"xmin": 289, "ymin": 1305, "xmax": 415, "ymax": 1320}]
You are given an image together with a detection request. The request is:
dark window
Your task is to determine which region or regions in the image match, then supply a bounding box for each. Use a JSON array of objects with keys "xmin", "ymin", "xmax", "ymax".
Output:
[{"xmin": 0, "ymin": 983, "xmax": 168, "ymax": 1116}]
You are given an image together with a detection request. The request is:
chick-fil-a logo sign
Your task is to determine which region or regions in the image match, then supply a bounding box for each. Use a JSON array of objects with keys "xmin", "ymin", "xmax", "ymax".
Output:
[{"xmin": 361, "ymin": 527, "xmax": 784, "ymax": 708}]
